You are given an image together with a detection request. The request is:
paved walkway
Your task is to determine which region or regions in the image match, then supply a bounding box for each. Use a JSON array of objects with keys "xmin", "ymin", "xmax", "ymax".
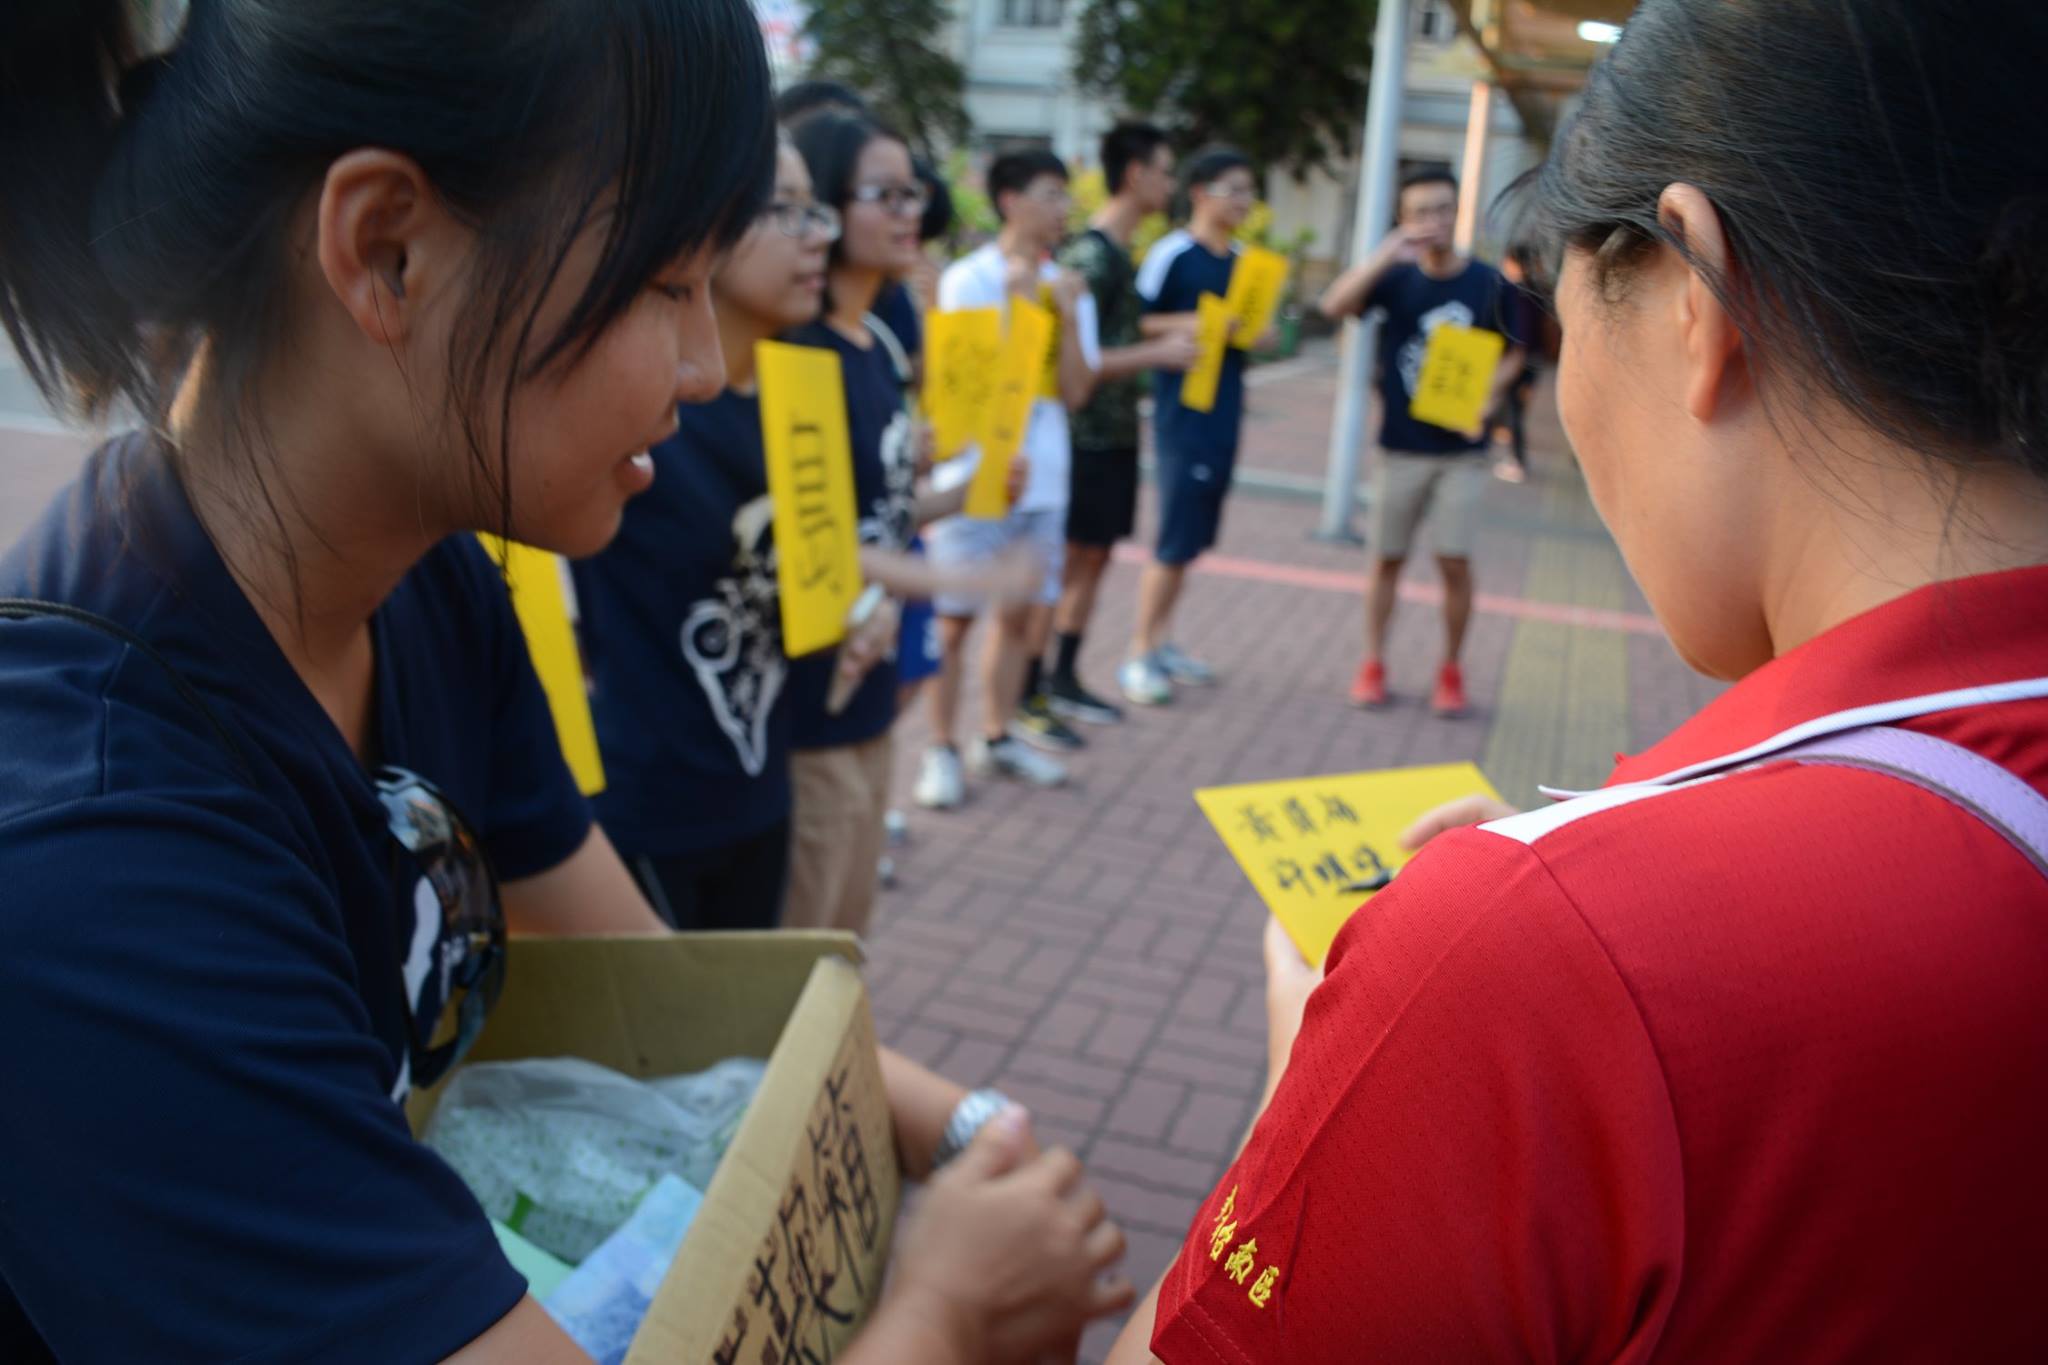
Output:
[{"xmin": 0, "ymin": 340, "xmax": 1715, "ymax": 1360}]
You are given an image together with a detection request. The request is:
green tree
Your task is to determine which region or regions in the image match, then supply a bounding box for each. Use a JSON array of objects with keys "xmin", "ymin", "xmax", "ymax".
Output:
[
  {"xmin": 1073, "ymin": 0, "xmax": 1377, "ymax": 176},
  {"xmin": 802, "ymin": 0, "xmax": 971, "ymax": 159}
]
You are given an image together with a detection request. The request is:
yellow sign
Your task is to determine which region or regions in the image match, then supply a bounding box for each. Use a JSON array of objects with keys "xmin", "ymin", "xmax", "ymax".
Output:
[
  {"xmin": 1180, "ymin": 293, "xmax": 1235, "ymax": 414},
  {"xmin": 478, "ymin": 536, "xmax": 606, "ymax": 796},
  {"xmin": 1036, "ymin": 283, "xmax": 1066, "ymax": 399},
  {"xmin": 1223, "ymin": 246, "xmax": 1290, "ymax": 350},
  {"xmin": 1409, "ymin": 322, "xmax": 1506, "ymax": 435},
  {"xmin": 1195, "ymin": 762, "xmax": 1505, "ymax": 966},
  {"xmin": 966, "ymin": 296, "xmax": 1053, "ymax": 519},
  {"xmin": 923, "ymin": 307, "xmax": 1001, "ymax": 461},
  {"xmin": 758, "ymin": 340, "xmax": 863, "ymax": 658}
]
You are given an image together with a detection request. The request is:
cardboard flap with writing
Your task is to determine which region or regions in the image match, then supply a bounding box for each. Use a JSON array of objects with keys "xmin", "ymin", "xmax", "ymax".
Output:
[{"xmin": 631, "ymin": 956, "xmax": 899, "ymax": 1364}]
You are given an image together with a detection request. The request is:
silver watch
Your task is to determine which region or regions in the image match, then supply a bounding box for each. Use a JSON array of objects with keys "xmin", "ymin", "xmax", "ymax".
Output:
[{"xmin": 931, "ymin": 1088, "xmax": 1016, "ymax": 1170}]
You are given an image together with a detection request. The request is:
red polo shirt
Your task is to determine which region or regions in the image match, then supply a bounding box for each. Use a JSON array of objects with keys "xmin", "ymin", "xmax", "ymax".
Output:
[{"xmin": 1154, "ymin": 567, "xmax": 2048, "ymax": 1362}]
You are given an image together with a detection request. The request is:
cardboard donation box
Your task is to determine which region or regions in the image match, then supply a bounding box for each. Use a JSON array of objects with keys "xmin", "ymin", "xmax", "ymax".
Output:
[{"xmin": 410, "ymin": 933, "xmax": 901, "ymax": 1365}]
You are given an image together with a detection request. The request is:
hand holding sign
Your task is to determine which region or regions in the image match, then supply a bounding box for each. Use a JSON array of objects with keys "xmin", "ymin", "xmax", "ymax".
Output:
[
  {"xmin": 1409, "ymin": 323, "xmax": 1507, "ymax": 437},
  {"xmin": 758, "ymin": 340, "xmax": 863, "ymax": 657},
  {"xmin": 967, "ymin": 297, "xmax": 1054, "ymax": 519},
  {"xmin": 1195, "ymin": 762, "xmax": 1507, "ymax": 965},
  {"xmin": 1223, "ymin": 246, "xmax": 1290, "ymax": 351},
  {"xmin": 1180, "ymin": 293, "xmax": 1235, "ymax": 414}
]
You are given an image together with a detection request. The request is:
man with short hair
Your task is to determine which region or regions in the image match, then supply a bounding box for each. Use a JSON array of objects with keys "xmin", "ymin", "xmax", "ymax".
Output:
[
  {"xmin": 1120, "ymin": 146, "xmax": 1263, "ymax": 707},
  {"xmin": 1046, "ymin": 122, "xmax": 1201, "ymax": 724},
  {"xmin": 1320, "ymin": 167, "xmax": 1527, "ymax": 717},
  {"xmin": 915, "ymin": 150, "xmax": 1101, "ymax": 809}
]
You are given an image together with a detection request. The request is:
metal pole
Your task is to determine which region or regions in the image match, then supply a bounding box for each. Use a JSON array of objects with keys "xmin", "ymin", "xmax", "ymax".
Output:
[
  {"xmin": 1316, "ymin": 0, "xmax": 1412, "ymax": 542},
  {"xmin": 1454, "ymin": 81, "xmax": 1494, "ymax": 253}
]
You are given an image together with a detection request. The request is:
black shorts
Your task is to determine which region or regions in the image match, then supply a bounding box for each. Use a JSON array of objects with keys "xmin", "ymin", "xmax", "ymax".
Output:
[
  {"xmin": 1066, "ymin": 446, "xmax": 1140, "ymax": 549},
  {"xmin": 1155, "ymin": 439, "xmax": 1238, "ymax": 567}
]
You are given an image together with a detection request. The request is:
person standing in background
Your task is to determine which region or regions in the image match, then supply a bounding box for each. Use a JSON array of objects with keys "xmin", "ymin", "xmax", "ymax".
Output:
[
  {"xmin": 1320, "ymin": 167, "xmax": 1526, "ymax": 718},
  {"xmin": 1046, "ymin": 121, "xmax": 1201, "ymax": 726}
]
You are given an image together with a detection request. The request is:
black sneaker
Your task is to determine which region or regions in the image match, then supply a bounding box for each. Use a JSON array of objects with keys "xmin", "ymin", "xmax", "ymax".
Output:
[
  {"xmin": 1014, "ymin": 694, "xmax": 1087, "ymax": 752},
  {"xmin": 1046, "ymin": 675, "xmax": 1125, "ymax": 726}
]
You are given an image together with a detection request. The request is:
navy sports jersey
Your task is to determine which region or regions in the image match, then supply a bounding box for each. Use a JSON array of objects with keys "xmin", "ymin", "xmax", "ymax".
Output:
[
  {"xmin": 785, "ymin": 319, "xmax": 915, "ymax": 751},
  {"xmin": 1363, "ymin": 259, "xmax": 1522, "ymax": 454},
  {"xmin": 1138, "ymin": 229, "xmax": 1248, "ymax": 457},
  {"xmin": 574, "ymin": 390, "xmax": 796, "ymax": 860},
  {"xmin": 0, "ymin": 436, "xmax": 590, "ymax": 1361}
]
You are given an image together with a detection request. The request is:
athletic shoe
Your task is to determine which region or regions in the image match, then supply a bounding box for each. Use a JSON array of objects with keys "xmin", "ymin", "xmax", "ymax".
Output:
[
  {"xmin": 1349, "ymin": 659, "xmax": 1390, "ymax": 709},
  {"xmin": 913, "ymin": 745, "xmax": 965, "ymax": 809},
  {"xmin": 1046, "ymin": 675, "xmax": 1124, "ymax": 725},
  {"xmin": 1119, "ymin": 655, "xmax": 1174, "ymax": 707},
  {"xmin": 1432, "ymin": 663, "xmax": 1470, "ymax": 718},
  {"xmin": 877, "ymin": 855, "xmax": 898, "ymax": 890},
  {"xmin": 968, "ymin": 735, "xmax": 1069, "ymax": 788},
  {"xmin": 1014, "ymin": 694, "xmax": 1087, "ymax": 752},
  {"xmin": 883, "ymin": 809, "xmax": 910, "ymax": 846},
  {"xmin": 1493, "ymin": 457, "xmax": 1527, "ymax": 484},
  {"xmin": 1156, "ymin": 642, "xmax": 1218, "ymax": 686}
]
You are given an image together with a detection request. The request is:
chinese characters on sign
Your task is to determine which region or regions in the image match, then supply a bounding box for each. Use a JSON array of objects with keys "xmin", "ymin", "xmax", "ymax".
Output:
[
  {"xmin": 966, "ymin": 296, "xmax": 1054, "ymax": 518},
  {"xmin": 711, "ymin": 1037, "xmax": 893, "ymax": 1365},
  {"xmin": 1195, "ymin": 763, "xmax": 1505, "ymax": 965},
  {"xmin": 759, "ymin": 340, "xmax": 864, "ymax": 658},
  {"xmin": 1408, "ymin": 322, "xmax": 1507, "ymax": 436},
  {"xmin": 922, "ymin": 307, "xmax": 1000, "ymax": 461},
  {"xmin": 1181, "ymin": 292, "xmax": 1236, "ymax": 414},
  {"xmin": 1222, "ymin": 246, "xmax": 1290, "ymax": 351}
]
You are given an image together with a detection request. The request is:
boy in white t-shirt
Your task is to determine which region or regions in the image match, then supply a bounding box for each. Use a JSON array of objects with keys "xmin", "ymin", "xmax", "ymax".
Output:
[{"xmin": 916, "ymin": 150, "xmax": 1102, "ymax": 808}]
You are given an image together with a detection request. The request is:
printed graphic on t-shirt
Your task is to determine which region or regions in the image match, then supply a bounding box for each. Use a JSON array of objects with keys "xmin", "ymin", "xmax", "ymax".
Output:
[
  {"xmin": 863, "ymin": 408, "xmax": 918, "ymax": 552},
  {"xmin": 1398, "ymin": 300, "xmax": 1478, "ymax": 404},
  {"xmin": 682, "ymin": 496, "xmax": 786, "ymax": 776}
]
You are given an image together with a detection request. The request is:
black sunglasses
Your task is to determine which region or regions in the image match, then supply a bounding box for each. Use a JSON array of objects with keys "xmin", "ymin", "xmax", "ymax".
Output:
[{"xmin": 376, "ymin": 766, "xmax": 505, "ymax": 1091}]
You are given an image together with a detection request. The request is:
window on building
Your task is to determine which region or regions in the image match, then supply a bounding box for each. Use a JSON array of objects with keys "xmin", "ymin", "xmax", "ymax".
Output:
[
  {"xmin": 1000, "ymin": 0, "xmax": 1066, "ymax": 28},
  {"xmin": 1416, "ymin": 0, "xmax": 1457, "ymax": 42}
]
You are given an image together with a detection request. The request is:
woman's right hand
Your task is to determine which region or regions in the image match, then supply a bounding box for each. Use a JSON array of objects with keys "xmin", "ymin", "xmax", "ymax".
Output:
[
  {"xmin": 887, "ymin": 1109, "xmax": 1134, "ymax": 1364},
  {"xmin": 1398, "ymin": 794, "xmax": 1520, "ymax": 852}
]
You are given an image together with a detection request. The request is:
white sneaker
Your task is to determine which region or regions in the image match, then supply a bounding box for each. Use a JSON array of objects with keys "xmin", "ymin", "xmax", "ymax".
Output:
[
  {"xmin": 913, "ymin": 746, "xmax": 965, "ymax": 809},
  {"xmin": 1156, "ymin": 643, "xmax": 1217, "ymax": 686},
  {"xmin": 968, "ymin": 735, "xmax": 1069, "ymax": 788},
  {"xmin": 883, "ymin": 809, "xmax": 910, "ymax": 846},
  {"xmin": 1119, "ymin": 654, "xmax": 1174, "ymax": 707}
]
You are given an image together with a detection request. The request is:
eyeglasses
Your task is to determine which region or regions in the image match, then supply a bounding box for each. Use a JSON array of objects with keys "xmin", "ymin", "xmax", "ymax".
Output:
[
  {"xmin": 1204, "ymin": 183, "xmax": 1259, "ymax": 203},
  {"xmin": 851, "ymin": 183, "xmax": 931, "ymax": 218},
  {"xmin": 763, "ymin": 200, "xmax": 843, "ymax": 241},
  {"xmin": 1022, "ymin": 187, "xmax": 1074, "ymax": 208},
  {"xmin": 377, "ymin": 766, "xmax": 505, "ymax": 1092}
]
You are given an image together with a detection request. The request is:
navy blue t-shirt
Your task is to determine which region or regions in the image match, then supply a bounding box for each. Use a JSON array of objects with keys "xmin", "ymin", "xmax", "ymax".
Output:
[
  {"xmin": 1363, "ymin": 259, "xmax": 1521, "ymax": 455},
  {"xmin": 785, "ymin": 320, "xmax": 916, "ymax": 752},
  {"xmin": 868, "ymin": 280, "xmax": 924, "ymax": 373},
  {"xmin": 0, "ymin": 437, "xmax": 590, "ymax": 1362},
  {"xmin": 574, "ymin": 391, "xmax": 795, "ymax": 860},
  {"xmin": 1138, "ymin": 229, "xmax": 1249, "ymax": 458}
]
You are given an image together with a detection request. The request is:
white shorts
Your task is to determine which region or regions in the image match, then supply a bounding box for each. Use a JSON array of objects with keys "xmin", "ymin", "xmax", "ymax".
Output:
[
  {"xmin": 1369, "ymin": 451, "xmax": 1490, "ymax": 560},
  {"xmin": 926, "ymin": 505, "xmax": 1067, "ymax": 617}
]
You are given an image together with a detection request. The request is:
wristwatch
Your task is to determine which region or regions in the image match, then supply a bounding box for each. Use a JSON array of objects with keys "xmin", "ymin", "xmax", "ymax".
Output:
[{"xmin": 931, "ymin": 1088, "xmax": 1016, "ymax": 1170}]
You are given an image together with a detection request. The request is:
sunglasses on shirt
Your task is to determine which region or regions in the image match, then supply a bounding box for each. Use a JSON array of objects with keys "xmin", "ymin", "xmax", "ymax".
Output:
[{"xmin": 375, "ymin": 766, "xmax": 506, "ymax": 1092}]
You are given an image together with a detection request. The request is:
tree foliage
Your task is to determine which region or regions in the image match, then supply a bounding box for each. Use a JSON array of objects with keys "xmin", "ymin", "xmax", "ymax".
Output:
[
  {"xmin": 802, "ymin": 0, "xmax": 971, "ymax": 158},
  {"xmin": 1073, "ymin": 0, "xmax": 1378, "ymax": 176}
]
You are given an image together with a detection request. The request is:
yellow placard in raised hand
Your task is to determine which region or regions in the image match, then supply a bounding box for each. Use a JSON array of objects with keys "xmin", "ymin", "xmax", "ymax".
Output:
[
  {"xmin": 1224, "ymin": 246, "xmax": 1290, "ymax": 350},
  {"xmin": 758, "ymin": 340, "xmax": 863, "ymax": 658},
  {"xmin": 1180, "ymin": 293, "xmax": 1235, "ymax": 414},
  {"xmin": 966, "ymin": 296, "xmax": 1054, "ymax": 519},
  {"xmin": 1409, "ymin": 322, "xmax": 1507, "ymax": 436},
  {"xmin": 1195, "ymin": 762, "xmax": 1505, "ymax": 966},
  {"xmin": 478, "ymin": 536, "xmax": 606, "ymax": 796},
  {"xmin": 924, "ymin": 307, "xmax": 1001, "ymax": 461}
]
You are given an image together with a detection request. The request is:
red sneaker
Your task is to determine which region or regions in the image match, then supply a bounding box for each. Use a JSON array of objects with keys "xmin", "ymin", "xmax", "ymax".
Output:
[
  {"xmin": 1348, "ymin": 659, "xmax": 1389, "ymax": 709},
  {"xmin": 1432, "ymin": 663, "xmax": 1470, "ymax": 718}
]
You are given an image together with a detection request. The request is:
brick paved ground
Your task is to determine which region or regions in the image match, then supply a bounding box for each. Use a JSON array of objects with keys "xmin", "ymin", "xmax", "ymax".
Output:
[{"xmin": 0, "ymin": 340, "xmax": 1718, "ymax": 1361}]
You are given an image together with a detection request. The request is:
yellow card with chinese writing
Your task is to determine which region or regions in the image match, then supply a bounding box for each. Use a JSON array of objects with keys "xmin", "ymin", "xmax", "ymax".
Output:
[
  {"xmin": 1224, "ymin": 246, "xmax": 1290, "ymax": 350},
  {"xmin": 1409, "ymin": 323, "xmax": 1506, "ymax": 435},
  {"xmin": 1180, "ymin": 293, "xmax": 1235, "ymax": 414},
  {"xmin": 1195, "ymin": 762, "xmax": 1504, "ymax": 966},
  {"xmin": 477, "ymin": 536, "xmax": 606, "ymax": 796},
  {"xmin": 924, "ymin": 307, "xmax": 1001, "ymax": 460},
  {"xmin": 966, "ymin": 296, "xmax": 1054, "ymax": 519},
  {"xmin": 1036, "ymin": 283, "xmax": 1066, "ymax": 399},
  {"xmin": 758, "ymin": 339, "xmax": 863, "ymax": 658}
]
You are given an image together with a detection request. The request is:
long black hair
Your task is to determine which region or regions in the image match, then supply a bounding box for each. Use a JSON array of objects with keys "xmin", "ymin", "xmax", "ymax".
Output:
[
  {"xmin": 0, "ymin": 0, "xmax": 776, "ymax": 537},
  {"xmin": 791, "ymin": 111, "xmax": 909, "ymax": 306},
  {"xmin": 1529, "ymin": 0, "xmax": 2048, "ymax": 478}
]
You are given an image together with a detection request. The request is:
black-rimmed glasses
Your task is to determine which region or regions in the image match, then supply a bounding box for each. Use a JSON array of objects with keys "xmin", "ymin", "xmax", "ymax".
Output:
[
  {"xmin": 764, "ymin": 200, "xmax": 843, "ymax": 241},
  {"xmin": 850, "ymin": 183, "xmax": 931, "ymax": 217}
]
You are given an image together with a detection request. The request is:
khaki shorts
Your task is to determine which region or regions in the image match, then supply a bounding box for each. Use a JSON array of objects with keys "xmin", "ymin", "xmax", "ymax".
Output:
[
  {"xmin": 1369, "ymin": 450, "xmax": 1490, "ymax": 560},
  {"xmin": 784, "ymin": 732, "xmax": 894, "ymax": 939}
]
